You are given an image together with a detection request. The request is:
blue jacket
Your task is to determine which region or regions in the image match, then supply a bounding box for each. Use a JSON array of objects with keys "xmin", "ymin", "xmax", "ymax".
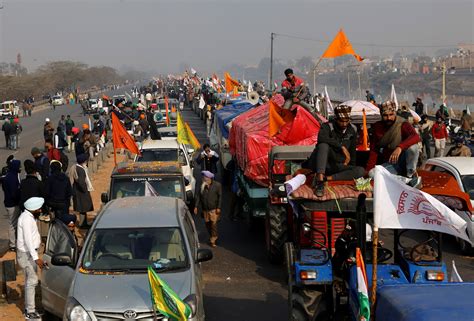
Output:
[{"xmin": 1, "ymin": 160, "xmax": 21, "ymax": 207}]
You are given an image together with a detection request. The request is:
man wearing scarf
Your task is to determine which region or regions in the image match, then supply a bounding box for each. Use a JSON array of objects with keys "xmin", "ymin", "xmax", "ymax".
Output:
[
  {"xmin": 366, "ymin": 101, "xmax": 421, "ymax": 186},
  {"xmin": 303, "ymin": 105, "xmax": 364, "ymax": 197}
]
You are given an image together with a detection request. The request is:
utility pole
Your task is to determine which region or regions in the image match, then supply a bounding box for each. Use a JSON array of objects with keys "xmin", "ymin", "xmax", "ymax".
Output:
[
  {"xmin": 269, "ymin": 33, "xmax": 274, "ymax": 92},
  {"xmin": 357, "ymin": 70, "xmax": 362, "ymax": 99},
  {"xmin": 442, "ymin": 62, "xmax": 446, "ymax": 104}
]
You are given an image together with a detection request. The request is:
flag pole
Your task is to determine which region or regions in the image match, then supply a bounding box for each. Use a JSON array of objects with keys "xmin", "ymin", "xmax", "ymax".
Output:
[
  {"xmin": 312, "ymin": 56, "xmax": 324, "ymax": 96},
  {"xmin": 370, "ymin": 226, "xmax": 379, "ymax": 320},
  {"xmin": 113, "ymin": 146, "xmax": 117, "ymax": 165}
]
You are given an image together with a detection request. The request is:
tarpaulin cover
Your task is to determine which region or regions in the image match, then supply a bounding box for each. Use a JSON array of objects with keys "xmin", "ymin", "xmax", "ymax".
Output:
[
  {"xmin": 215, "ymin": 101, "xmax": 255, "ymax": 139},
  {"xmin": 229, "ymin": 94, "xmax": 323, "ymax": 186}
]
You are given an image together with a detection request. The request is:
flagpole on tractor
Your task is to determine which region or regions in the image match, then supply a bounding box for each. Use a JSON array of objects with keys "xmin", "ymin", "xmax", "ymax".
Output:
[
  {"xmin": 312, "ymin": 56, "xmax": 323, "ymax": 97},
  {"xmin": 270, "ymin": 32, "xmax": 275, "ymax": 93},
  {"xmin": 370, "ymin": 226, "xmax": 378, "ymax": 319}
]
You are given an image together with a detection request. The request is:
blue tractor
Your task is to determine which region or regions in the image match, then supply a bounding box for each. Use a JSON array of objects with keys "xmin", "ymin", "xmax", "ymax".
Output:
[{"xmin": 286, "ymin": 192, "xmax": 474, "ymax": 321}]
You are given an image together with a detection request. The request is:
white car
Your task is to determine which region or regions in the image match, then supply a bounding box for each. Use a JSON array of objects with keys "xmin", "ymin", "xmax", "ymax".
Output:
[
  {"xmin": 0, "ymin": 100, "xmax": 19, "ymax": 118},
  {"xmin": 135, "ymin": 138, "xmax": 196, "ymax": 197},
  {"xmin": 52, "ymin": 95, "xmax": 64, "ymax": 106},
  {"xmin": 424, "ymin": 157, "xmax": 474, "ymax": 253}
]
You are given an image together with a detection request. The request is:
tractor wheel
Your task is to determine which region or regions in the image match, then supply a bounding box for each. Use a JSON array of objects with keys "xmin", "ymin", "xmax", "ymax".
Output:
[
  {"xmin": 291, "ymin": 305, "xmax": 308, "ymax": 321},
  {"xmin": 266, "ymin": 205, "xmax": 288, "ymax": 264},
  {"xmin": 284, "ymin": 242, "xmax": 295, "ymax": 282}
]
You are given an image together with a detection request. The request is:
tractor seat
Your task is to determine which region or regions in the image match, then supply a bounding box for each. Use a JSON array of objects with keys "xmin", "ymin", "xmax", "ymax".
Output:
[{"xmin": 403, "ymin": 244, "xmax": 438, "ymax": 262}]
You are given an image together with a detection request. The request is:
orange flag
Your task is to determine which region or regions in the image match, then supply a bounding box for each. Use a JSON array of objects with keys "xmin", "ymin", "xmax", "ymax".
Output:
[
  {"xmin": 111, "ymin": 112, "xmax": 140, "ymax": 160},
  {"xmin": 225, "ymin": 72, "xmax": 240, "ymax": 93},
  {"xmin": 269, "ymin": 100, "xmax": 294, "ymax": 137},
  {"xmin": 322, "ymin": 29, "xmax": 363, "ymax": 62},
  {"xmin": 361, "ymin": 108, "xmax": 369, "ymax": 150},
  {"xmin": 165, "ymin": 96, "xmax": 170, "ymax": 126}
]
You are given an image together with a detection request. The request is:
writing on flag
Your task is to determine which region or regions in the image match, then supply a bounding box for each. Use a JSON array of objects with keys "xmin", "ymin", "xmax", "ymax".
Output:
[{"xmin": 373, "ymin": 166, "xmax": 470, "ymax": 243}]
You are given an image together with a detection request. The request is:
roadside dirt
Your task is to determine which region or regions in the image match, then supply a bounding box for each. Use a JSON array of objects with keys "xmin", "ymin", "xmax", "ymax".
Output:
[{"xmin": 0, "ymin": 149, "xmax": 126, "ymax": 320}]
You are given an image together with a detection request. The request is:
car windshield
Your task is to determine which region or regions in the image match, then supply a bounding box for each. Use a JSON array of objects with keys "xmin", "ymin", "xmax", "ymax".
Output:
[
  {"xmin": 461, "ymin": 175, "xmax": 474, "ymax": 200},
  {"xmin": 158, "ymin": 130, "xmax": 178, "ymax": 138},
  {"xmin": 81, "ymin": 227, "xmax": 188, "ymax": 272},
  {"xmin": 111, "ymin": 177, "xmax": 183, "ymax": 199},
  {"xmin": 137, "ymin": 148, "xmax": 186, "ymax": 165}
]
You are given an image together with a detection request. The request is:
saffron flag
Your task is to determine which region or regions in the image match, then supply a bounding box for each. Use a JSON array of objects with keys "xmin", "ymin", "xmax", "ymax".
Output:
[
  {"xmin": 177, "ymin": 112, "xmax": 200, "ymax": 150},
  {"xmin": 225, "ymin": 72, "xmax": 240, "ymax": 93},
  {"xmin": 268, "ymin": 99, "xmax": 293, "ymax": 137},
  {"xmin": 373, "ymin": 166, "xmax": 470, "ymax": 243},
  {"xmin": 356, "ymin": 248, "xmax": 370, "ymax": 321},
  {"xmin": 361, "ymin": 109, "xmax": 369, "ymax": 151},
  {"xmin": 165, "ymin": 96, "xmax": 170, "ymax": 126},
  {"xmin": 322, "ymin": 29, "xmax": 363, "ymax": 62},
  {"xmin": 147, "ymin": 266, "xmax": 191, "ymax": 321},
  {"xmin": 111, "ymin": 112, "xmax": 140, "ymax": 155}
]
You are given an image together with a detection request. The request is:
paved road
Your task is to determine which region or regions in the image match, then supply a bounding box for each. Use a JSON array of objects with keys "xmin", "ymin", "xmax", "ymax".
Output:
[
  {"xmin": 0, "ymin": 86, "xmax": 133, "ymax": 254},
  {"xmin": 183, "ymin": 107, "xmax": 288, "ymax": 321}
]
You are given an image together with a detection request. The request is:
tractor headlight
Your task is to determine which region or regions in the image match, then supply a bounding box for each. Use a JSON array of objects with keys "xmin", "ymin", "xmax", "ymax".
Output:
[
  {"xmin": 426, "ymin": 270, "xmax": 444, "ymax": 281},
  {"xmin": 300, "ymin": 270, "xmax": 317, "ymax": 280}
]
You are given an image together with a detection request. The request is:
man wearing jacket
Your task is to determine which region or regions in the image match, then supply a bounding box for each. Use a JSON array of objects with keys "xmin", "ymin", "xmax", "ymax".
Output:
[
  {"xmin": 20, "ymin": 160, "xmax": 45, "ymax": 211},
  {"xmin": 431, "ymin": 117, "xmax": 449, "ymax": 157},
  {"xmin": 366, "ymin": 101, "xmax": 421, "ymax": 186},
  {"xmin": 194, "ymin": 171, "xmax": 222, "ymax": 247},
  {"xmin": 1, "ymin": 159, "xmax": 21, "ymax": 251},
  {"xmin": 303, "ymin": 105, "xmax": 365, "ymax": 196}
]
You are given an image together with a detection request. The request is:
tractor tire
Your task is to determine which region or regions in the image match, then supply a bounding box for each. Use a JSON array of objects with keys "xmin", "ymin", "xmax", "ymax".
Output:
[
  {"xmin": 266, "ymin": 204, "xmax": 288, "ymax": 264},
  {"xmin": 291, "ymin": 305, "xmax": 308, "ymax": 321}
]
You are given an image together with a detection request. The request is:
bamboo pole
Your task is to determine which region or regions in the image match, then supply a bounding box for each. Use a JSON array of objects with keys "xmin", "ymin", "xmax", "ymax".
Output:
[{"xmin": 370, "ymin": 227, "xmax": 379, "ymax": 320}]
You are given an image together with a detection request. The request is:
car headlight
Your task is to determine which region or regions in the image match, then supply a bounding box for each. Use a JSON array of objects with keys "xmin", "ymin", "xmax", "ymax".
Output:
[
  {"xmin": 65, "ymin": 297, "xmax": 91, "ymax": 321},
  {"xmin": 184, "ymin": 294, "xmax": 197, "ymax": 318}
]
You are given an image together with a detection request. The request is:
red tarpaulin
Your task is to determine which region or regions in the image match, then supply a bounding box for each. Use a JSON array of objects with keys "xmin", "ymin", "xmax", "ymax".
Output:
[{"xmin": 229, "ymin": 94, "xmax": 324, "ymax": 186}]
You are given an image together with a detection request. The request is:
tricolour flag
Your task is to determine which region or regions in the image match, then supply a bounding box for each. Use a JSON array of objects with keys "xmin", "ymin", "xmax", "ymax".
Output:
[
  {"xmin": 373, "ymin": 166, "xmax": 470, "ymax": 243},
  {"xmin": 147, "ymin": 266, "xmax": 191, "ymax": 321},
  {"xmin": 356, "ymin": 248, "xmax": 370, "ymax": 321},
  {"xmin": 177, "ymin": 112, "xmax": 200, "ymax": 150},
  {"xmin": 322, "ymin": 29, "xmax": 363, "ymax": 62},
  {"xmin": 144, "ymin": 181, "xmax": 159, "ymax": 197}
]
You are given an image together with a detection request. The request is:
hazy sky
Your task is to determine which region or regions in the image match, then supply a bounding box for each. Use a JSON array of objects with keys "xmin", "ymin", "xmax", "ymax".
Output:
[{"xmin": 0, "ymin": 0, "xmax": 472, "ymax": 74}]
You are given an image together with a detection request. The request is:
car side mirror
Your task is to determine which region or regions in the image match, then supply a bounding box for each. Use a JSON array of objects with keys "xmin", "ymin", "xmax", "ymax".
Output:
[
  {"xmin": 101, "ymin": 192, "xmax": 109, "ymax": 203},
  {"xmin": 51, "ymin": 253, "xmax": 73, "ymax": 266},
  {"xmin": 196, "ymin": 249, "xmax": 213, "ymax": 263}
]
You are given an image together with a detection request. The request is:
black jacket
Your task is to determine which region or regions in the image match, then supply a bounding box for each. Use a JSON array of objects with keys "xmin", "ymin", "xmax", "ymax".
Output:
[
  {"xmin": 46, "ymin": 172, "xmax": 72, "ymax": 205},
  {"xmin": 34, "ymin": 154, "xmax": 50, "ymax": 181},
  {"xmin": 195, "ymin": 181, "xmax": 222, "ymax": 212},
  {"xmin": 20, "ymin": 175, "xmax": 45, "ymax": 209},
  {"xmin": 1, "ymin": 160, "xmax": 21, "ymax": 207},
  {"xmin": 317, "ymin": 121, "xmax": 357, "ymax": 165}
]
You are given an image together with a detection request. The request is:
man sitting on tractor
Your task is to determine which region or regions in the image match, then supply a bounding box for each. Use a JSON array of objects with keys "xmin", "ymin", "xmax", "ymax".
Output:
[
  {"xmin": 366, "ymin": 101, "xmax": 421, "ymax": 187},
  {"xmin": 303, "ymin": 105, "xmax": 365, "ymax": 197},
  {"xmin": 281, "ymin": 68, "xmax": 313, "ymax": 114}
]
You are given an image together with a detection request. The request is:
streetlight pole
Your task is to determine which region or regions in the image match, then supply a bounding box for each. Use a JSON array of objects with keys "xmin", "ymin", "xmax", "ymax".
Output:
[
  {"xmin": 269, "ymin": 33, "xmax": 274, "ymax": 92},
  {"xmin": 442, "ymin": 62, "xmax": 446, "ymax": 104}
]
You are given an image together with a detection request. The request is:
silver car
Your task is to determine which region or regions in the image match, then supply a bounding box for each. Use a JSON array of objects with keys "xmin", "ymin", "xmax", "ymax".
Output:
[{"xmin": 41, "ymin": 196, "xmax": 212, "ymax": 320}]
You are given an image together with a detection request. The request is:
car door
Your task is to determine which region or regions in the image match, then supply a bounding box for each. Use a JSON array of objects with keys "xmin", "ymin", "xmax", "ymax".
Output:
[{"xmin": 41, "ymin": 220, "xmax": 78, "ymax": 317}]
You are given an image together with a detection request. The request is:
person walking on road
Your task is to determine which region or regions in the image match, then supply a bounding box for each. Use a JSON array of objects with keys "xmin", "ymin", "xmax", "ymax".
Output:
[
  {"xmin": 196, "ymin": 143, "xmax": 219, "ymax": 175},
  {"xmin": 69, "ymin": 154, "xmax": 94, "ymax": 228},
  {"xmin": 31, "ymin": 147, "xmax": 50, "ymax": 182},
  {"xmin": 46, "ymin": 161, "xmax": 72, "ymax": 221},
  {"xmin": 431, "ymin": 117, "xmax": 449, "ymax": 157},
  {"xmin": 43, "ymin": 118, "xmax": 54, "ymax": 142},
  {"xmin": 2, "ymin": 118, "xmax": 12, "ymax": 149},
  {"xmin": 1, "ymin": 159, "xmax": 21, "ymax": 251},
  {"xmin": 17, "ymin": 197, "xmax": 45, "ymax": 320},
  {"xmin": 194, "ymin": 170, "xmax": 222, "ymax": 247},
  {"xmin": 10, "ymin": 117, "xmax": 22, "ymax": 150},
  {"xmin": 65, "ymin": 115, "xmax": 75, "ymax": 152}
]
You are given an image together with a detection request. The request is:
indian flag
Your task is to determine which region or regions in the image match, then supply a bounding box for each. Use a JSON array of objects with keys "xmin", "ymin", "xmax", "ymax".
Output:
[
  {"xmin": 147, "ymin": 266, "xmax": 191, "ymax": 321},
  {"xmin": 356, "ymin": 248, "xmax": 370, "ymax": 321}
]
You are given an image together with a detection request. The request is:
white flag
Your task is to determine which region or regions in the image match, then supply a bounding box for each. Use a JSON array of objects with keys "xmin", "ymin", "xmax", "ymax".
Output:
[
  {"xmin": 324, "ymin": 86, "xmax": 334, "ymax": 114},
  {"xmin": 408, "ymin": 108, "xmax": 421, "ymax": 122},
  {"xmin": 450, "ymin": 260, "xmax": 463, "ymax": 282},
  {"xmin": 248, "ymin": 80, "xmax": 253, "ymax": 93},
  {"xmin": 466, "ymin": 106, "xmax": 471, "ymax": 115},
  {"xmin": 199, "ymin": 95, "xmax": 206, "ymax": 110},
  {"xmin": 390, "ymin": 84, "xmax": 399, "ymax": 110},
  {"xmin": 144, "ymin": 181, "xmax": 159, "ymax": 197},
  {"xmin": 373, "ymin": 166, "xmax": 470, "ymax": 243},
  {"xmin": 191, "ymin": 68, "xmax": 197, "ymax": 75}
]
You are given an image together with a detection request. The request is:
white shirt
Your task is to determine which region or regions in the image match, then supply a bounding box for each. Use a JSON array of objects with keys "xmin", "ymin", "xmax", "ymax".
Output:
[{"xmin": 17, "ymin": 210, "xmax": 41, "ymax": 260}]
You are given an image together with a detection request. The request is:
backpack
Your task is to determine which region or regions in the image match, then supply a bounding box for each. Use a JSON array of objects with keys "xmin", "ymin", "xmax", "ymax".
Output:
[{"xmin": 59, "ymin": 151, "xmax": 69, "ymax": 172}]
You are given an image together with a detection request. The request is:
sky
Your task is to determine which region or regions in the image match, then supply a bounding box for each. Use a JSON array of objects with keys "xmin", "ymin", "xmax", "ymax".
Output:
[{"xmin": 0, "ymin": 0, "xmax": 472, "ymax": 74}]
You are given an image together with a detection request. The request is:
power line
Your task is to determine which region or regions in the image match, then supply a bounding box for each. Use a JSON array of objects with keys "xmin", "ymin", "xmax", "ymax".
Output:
[{"xmin": 274, "ymin": 32, "xmax": 459, "ymax": 49}]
